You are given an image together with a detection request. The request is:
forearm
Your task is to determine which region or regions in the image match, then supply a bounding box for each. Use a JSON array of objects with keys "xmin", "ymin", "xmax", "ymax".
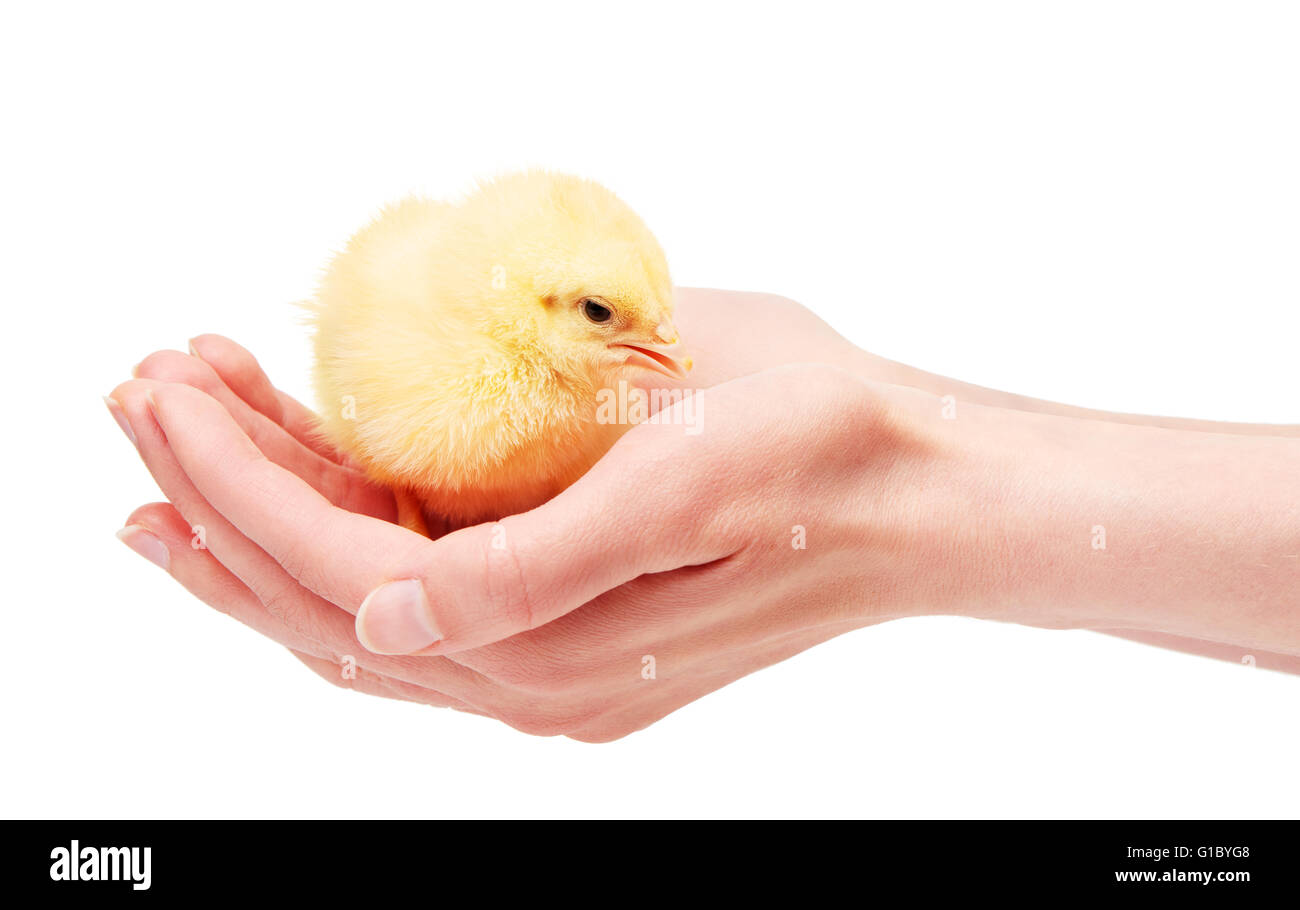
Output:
[
  {"xmin": 890, "ymin": 386, "xmax": 1300, "ymax": 653},
  {"xmin": 849, "ymin": 345, "xmax": 1300, "ymax": 666},
  {"xmin": 856, "ymin": 349, "xmax": 1300, "ymax": 437}
]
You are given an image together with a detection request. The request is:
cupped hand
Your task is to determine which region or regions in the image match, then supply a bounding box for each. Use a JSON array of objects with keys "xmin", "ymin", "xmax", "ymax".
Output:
[{"xmin": 107, "ymin": 290, "xmax": 949, "ymax": 741}]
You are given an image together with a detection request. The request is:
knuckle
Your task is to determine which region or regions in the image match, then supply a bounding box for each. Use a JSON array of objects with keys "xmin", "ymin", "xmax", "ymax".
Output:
[
  {"xmin": 480, "ymin": 531, "xmax": 537, "ymax": 630},
  {"xmin": 312, "ymin": 461, "xmax": 357, "ymax": 510},
  {"xmin": 259, "ymin": 579, "xmax": 297, "ymax": 618},
  {"xmin": 260, "ymin": 578, "xmax": 322, "ymax": 643},
  {"xmin": 270, "ymin": 533, "xmax": 327, "ymax": 597}
]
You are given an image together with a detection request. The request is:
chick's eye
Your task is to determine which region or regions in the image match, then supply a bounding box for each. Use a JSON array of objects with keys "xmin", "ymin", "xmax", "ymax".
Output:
[{"xmin": 582, "ymin": 298, "xmax": 613, "ymax": 324}]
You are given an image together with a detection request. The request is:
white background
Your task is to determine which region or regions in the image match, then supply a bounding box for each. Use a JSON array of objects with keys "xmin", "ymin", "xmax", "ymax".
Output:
[{"xmin": 2, "ymin": 2, "xmax": 1297, "ymax": 818}]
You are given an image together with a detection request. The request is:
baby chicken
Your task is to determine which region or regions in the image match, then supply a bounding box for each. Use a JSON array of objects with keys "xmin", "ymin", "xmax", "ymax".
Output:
[{"xmin": 307, "ymin": 171, "xmax": 689, "ymax": 534}]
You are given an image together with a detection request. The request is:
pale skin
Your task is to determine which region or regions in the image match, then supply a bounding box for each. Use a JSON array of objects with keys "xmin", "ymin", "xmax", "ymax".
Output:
[{"xmin": 106, "ymin": 289, "xmax": 1300, "ymax": 741}]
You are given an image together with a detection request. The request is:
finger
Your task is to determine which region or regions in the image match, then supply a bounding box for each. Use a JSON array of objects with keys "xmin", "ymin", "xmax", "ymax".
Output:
[
  {"xmin": 116, "ymin": 503, "xmax": 483, "ymax": 715},
  {"xmin": 147, "ymin": 380, "xmax": 739, "ymax": 656},
  {"xmin": 143, "ymin": 380, "xmax": 420, "ymax": 610},
  {"xmin": 118, "ymin": 503, "xmax": 463, "ymax": 719},
  {"xmin": 133, "ymin": 350, "xmax": 393, "ymax": 521},
  {"xmin": 290, "ymin": 650, "xmax": 422, "ymax": 703},
  {"xmin": 188, "ymin": 333, "xmax": 342, "ymax": 460},
  {"xmin": 183, "ymin": 335, "xmax": 284, "ymax": 422},
  {"xmin": 289, "ymin": 649, "xmax": 488, "ymax": 714},
  {"xmin": 120, "ymin": 501, "xmax": 464, "ymax": 709},
  {"xmin": 450, "ymin": 558, "xmax": 757, "ymax": 693},
  {"xmin": 118, "ymin": 500, "xmax": 333, "ymax": 655},
  {"xmin": 113, "ymin": 379, "xmax": 347, "ymax": 648},
  {"xmin": 452, "ymin": 556, "xmax": 874, "ymax": 701},
  {"xmin": 111, "ymin": 382, "xmax": 503, "ymax": 708}
]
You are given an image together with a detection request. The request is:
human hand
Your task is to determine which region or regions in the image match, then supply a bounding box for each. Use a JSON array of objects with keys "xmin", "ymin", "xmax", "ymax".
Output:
[
  {"xmin": 108, "ymin": 328, "xmax": 955, "ymax": 741},
  {"xmin": 109, "ymin": 290, "xmax": 1300, "ymax": 741},
  {"xmin": 669, "ymin": 287, "xmax": 871, "ymax": 387}
]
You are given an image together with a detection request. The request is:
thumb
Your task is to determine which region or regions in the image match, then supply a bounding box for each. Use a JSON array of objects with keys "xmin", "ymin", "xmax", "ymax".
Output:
[{"xmin": 355, "ymin": 421, "xmax": 732, "ymax": 656}]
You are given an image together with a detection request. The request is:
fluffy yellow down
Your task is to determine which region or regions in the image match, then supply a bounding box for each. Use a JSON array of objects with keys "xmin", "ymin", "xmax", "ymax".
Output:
[{"xmin": 306, "ymin": 171, "xmax": 674, "ymax": 526}]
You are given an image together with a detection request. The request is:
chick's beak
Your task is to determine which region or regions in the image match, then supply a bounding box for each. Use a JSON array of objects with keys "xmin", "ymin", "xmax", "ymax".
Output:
[{"xmin": 611, "ymin": 320, "xmax": 691, "ymax": 380}]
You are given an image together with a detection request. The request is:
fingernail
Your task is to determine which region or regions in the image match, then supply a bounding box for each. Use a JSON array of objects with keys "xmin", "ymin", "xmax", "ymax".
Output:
[
  {"xmin": 104, "ymin": 395, "xmax": 137, "ymax": 447},
  {"xmin": 356, "ymin": 579, "xmax": 440, "ymax": 654},
  {"xmin": 116, "ymin": 524, "xmax": 170, "ymax": 571}
]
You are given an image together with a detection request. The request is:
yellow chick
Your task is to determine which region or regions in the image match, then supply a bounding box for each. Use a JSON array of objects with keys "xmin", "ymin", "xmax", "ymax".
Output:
[{"xmin": 307, "ymin": 171, "xmax": 689, "ymax": 534}]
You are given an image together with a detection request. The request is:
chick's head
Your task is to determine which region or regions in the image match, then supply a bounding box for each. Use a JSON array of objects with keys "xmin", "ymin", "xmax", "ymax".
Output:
[{"xmin": 473, "ymin": 172, "xmax": 688, "ymax": 388}]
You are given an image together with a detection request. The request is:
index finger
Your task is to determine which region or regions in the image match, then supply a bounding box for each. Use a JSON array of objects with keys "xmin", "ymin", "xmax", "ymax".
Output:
[{"xmin": 188, "ymin": 333, "xmax": 342, "ymax": 461}]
